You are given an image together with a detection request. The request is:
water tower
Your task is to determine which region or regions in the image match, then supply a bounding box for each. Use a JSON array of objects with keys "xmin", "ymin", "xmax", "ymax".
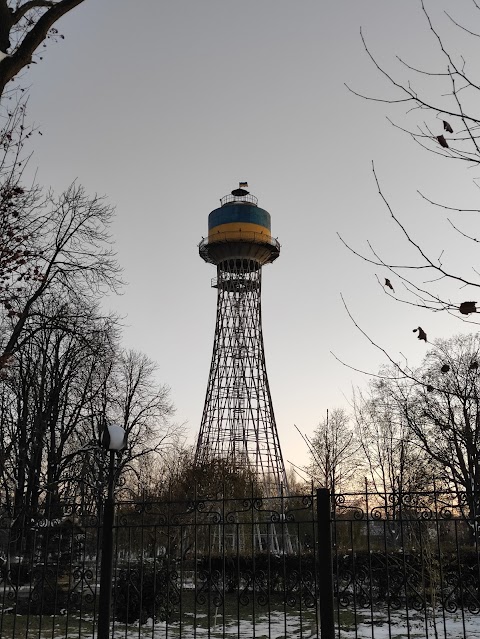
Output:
[{"xmin": 195, "ymin": 184, "xmax": 288, "ymax": 495}]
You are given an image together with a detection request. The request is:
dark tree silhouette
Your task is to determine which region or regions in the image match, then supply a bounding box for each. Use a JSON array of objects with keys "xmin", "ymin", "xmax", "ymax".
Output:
[
  {"xmin": 0, "ymin": 181, "xmax": 122, "ymax": 371},
  {"xmin": 362, "ymin": 334, "xmax": 480, "ymax": 538},
  {"xmin": 0, "ymin": 0, "xmax": 86, "ymax": 99},
  {"xmin": 304, "ymin": 408, "xmax": 360, "ymax": 494}
]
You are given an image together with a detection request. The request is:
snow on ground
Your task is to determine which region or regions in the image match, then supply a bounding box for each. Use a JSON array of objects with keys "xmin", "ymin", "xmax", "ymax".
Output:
[
  {"xmin": 338, "ymin": 609, "xmax": 480, "ymax": 639},
  {"xmin": 32, "ymin": 607, "xmax": 480, "ymax": 639}
]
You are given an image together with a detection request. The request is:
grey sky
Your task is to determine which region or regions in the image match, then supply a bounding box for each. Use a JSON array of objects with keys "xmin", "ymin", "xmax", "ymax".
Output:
[{"xmin": 21, "ymin": 1, "xmax": 480, "ymax": 472}]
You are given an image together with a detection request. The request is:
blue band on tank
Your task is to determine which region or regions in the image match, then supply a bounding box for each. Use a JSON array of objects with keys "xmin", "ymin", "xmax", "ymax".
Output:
[{"xmin": 208, "ymin": 205, "xmax": 271, "ymax": 231}]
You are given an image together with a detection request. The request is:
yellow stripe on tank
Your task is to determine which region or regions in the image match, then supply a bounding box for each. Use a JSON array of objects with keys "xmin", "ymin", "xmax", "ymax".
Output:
[{"xmin": 208, "ymin": 222, "xmax": 271, "ymax": 243}]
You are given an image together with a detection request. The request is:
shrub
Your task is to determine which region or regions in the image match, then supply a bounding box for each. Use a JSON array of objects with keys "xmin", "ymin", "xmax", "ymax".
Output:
[{"xmin": 114, "ymin": 560, "xmax": 180, "ymax": 625}]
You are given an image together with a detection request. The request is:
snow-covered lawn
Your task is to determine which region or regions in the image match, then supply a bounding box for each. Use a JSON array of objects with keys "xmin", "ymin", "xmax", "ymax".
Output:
[
  {"xmin": 340, "ymin": 608, "xmax": 480, "ymax": 639},
  {"xmin": 2, "ymin": 605, "xmax": 479, "ymax": 638}
]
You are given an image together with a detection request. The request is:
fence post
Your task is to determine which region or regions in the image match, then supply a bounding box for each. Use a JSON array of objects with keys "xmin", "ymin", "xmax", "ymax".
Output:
[
  {"xmin": 98, "ymin": 451, "xmax": 116, "ymax": 639},
  {"xmin": 317, "ymin": 487, "xmax": 335, "ymax": 639}
]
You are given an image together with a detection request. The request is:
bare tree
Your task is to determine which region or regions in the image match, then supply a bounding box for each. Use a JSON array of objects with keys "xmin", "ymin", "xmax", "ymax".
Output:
[
  {"xmin": 0, "ymin": 1, "xmax": 121, "ymax": 369},
  {"xmin": 0, "ymin": 298, "xmax": 183, "ymax": 527},
  {"xmin": 353, "ymin": 379, "xmax": 434, "ymax": 497},
  {"xmin": 356, "ymin": 333, "xmax": 480, "ymax": 537},
  {"xmin": 0, "ymin": 181, "xmax": 122, "ymax": 370},
  {"xmin": 305, "ymin": 408, "xmax": 361, "ymax": 494},
  {"xmin": 67, "ymin": 348, "xmax": 183, "ymax": 509},
  {"xmin": 341, "ymin": 1, "xmax": 480, "ymax": 319},
  {"xmin": 0, "ymin": 0, "xmax": 87, "ymax": 99},
  {"xmin": 111, "ymin": 349, "xmax": 181, "ymax": 485},
  {"xmin": 0, "ymin": 98, "xmax": 45, "ymax": 346},
  {"xmin": 0, "ymin": 296, "xmax": 117, "ymax": 551},
  {"xmin": 401, "ymin": 334, "xmax": 480, "ymax": 528}
]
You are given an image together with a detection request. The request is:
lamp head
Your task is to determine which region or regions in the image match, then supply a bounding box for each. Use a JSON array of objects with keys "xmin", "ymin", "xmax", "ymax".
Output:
[{"xmin": 102, "ymin": 424, "xmax": 127, "ymax": 451}]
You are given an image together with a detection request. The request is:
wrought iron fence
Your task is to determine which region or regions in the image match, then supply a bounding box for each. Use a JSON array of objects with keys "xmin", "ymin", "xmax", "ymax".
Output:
[
  {"xmin": 0, "ymin": 490, "xmax": 319, "ymax": 638},
  {"xmin": 0, "ymin": 488, "xmax": 479, "ymax": 638},
  {"xmin": 333, "ymin": 488, "xmax": 480, "ymax": 639}
]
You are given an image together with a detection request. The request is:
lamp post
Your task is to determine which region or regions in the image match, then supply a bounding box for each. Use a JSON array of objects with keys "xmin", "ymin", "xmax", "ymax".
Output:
[{"xmin": 97, "ymin": 424, "xmax": 127, "ymax": 639}]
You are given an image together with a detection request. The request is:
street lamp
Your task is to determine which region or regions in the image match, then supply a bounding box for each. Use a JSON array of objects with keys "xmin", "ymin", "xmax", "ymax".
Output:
[{"xmin": 97, "ymin": 424, "xmax": 127, "ymax": 639}]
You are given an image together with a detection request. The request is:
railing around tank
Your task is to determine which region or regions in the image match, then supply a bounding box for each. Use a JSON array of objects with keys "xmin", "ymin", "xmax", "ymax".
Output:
[
  {"xmin": 199, "ymin": 232, "xmax": 281, "ymax": 251},
  {"xmin": 220, "ymin": 193, "xmax": 258, "ymax": 206}
]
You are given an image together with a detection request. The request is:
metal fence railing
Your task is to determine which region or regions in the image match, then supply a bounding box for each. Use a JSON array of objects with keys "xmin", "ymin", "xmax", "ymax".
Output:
[
  {"xmin": 0, "ymin": 488, "xmax": 479, "ymax": 639},
  {"xmin": 332, "ymin": 489, "xmax": 480, "ymax": 639},
  {"xmin": 0, "ymin": 491, "xmax": 319, "ymax": 639}
]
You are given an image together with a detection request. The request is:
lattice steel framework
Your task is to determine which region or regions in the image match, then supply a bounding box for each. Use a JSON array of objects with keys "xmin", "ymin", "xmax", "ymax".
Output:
[{"xmin": 195, "ymin": 189, "xmax": 288, "ymax": 495}]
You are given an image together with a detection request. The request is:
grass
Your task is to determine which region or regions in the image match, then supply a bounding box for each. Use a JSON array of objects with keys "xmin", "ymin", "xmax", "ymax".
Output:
[
  {"xmin": 0, "ymin": 611, "xmax": 96, "ymax": 639},
  {"xmin": 1, "ymin": 594, "xmax": 479, "ymax": 638},
  {"xmin": 0, "ymin": 592, "xmax": 319, "ymax": 639}
]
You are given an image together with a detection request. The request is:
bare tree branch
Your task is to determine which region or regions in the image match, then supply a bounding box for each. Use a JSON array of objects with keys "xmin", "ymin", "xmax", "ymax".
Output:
[
  {"xmin": 445, "ymin": 10, "xmax": 480, "ymax": 38},
  {"xmin": 0, "ymin": 0, "xmax": 86, "ymax": 98},
  {"xmin": 12, "ymin": 1, "xmax": 56, "ymax": 25}
]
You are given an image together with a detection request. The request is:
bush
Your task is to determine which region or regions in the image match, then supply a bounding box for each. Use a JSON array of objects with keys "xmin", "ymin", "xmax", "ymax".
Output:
[{"xmin": 114, "ymin": 560, "xmax": 180, "ymax": 625}]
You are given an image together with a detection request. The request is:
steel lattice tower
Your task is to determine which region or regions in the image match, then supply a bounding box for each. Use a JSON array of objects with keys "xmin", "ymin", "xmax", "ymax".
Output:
[{"xmin": 195, "ymin": 185, "xmax": 288, "ymax": 495}]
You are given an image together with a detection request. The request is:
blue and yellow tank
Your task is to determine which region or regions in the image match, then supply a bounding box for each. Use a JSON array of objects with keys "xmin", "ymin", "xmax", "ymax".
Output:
[
  {"xmin": 199, "ymin": 187, "xmax": 280, "ymax": 267},
  {"xmin": 208, "ymin": 202, "xmax": 272, "ymax": 244}
]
